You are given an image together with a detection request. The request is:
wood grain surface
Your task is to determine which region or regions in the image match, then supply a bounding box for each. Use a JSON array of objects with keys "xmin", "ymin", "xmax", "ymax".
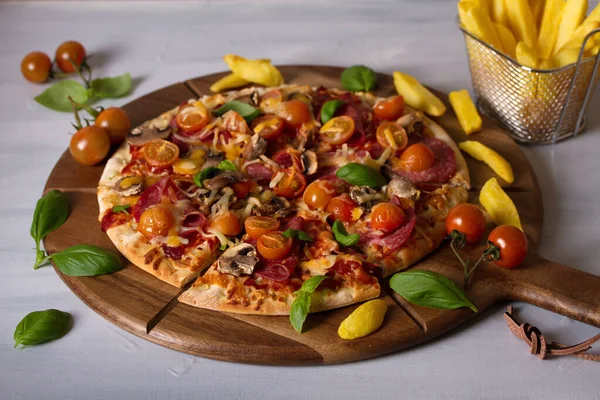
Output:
[{"xmin": 42, "ymin": 66, "xmax": 600, "ymax": 365}]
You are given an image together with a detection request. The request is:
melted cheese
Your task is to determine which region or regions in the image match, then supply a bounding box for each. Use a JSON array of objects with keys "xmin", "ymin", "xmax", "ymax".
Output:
[{"xmin": 300, "ymin": 255, "xmax": 338, "ymax": 275}]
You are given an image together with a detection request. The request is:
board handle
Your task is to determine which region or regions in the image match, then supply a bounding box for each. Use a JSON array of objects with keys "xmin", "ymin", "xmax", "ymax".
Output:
[{"xmin": 501, "ymin": 254, "xmax": 600, "ymax": 327}]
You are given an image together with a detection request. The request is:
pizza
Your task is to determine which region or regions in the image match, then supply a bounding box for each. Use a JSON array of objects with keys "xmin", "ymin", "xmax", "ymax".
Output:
[{"xmin": 97, "ymin": 84, "xmax": 469, "ymax": 315}]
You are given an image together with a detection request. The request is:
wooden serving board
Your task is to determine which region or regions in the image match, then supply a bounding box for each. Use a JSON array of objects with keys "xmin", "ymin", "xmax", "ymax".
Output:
[{"xmin": 43, "ymin": 66, "xmax": 600, "ymax": 365}]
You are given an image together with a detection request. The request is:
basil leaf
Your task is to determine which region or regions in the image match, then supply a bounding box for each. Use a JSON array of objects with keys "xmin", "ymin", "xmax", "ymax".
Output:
[
  {"xmin": 31, "ymin": 190, "xmax": 70, "ymax": 269},
  {"xmin": 212, "ymin": 101, "xmax": 260, "ymax": 123},
  {"xmin": 320, "ymin": 100, "xmax": 345, "ymax": 123},
  {"xmin": 282, "ymin": 228, "xmax": 313, "ymax": 242},
  {"xmin": 49, "ymin": 244, "xmax": 122, "ymax": 277},
  {"xmin": 90, "ymin": 73, "xmax": 132, "ymax": 99},
  {"xmin": 34, "ymin": 80, "xmax": 89, "ymax": 112},
  {"xmin": 299, "ymin": 275, "xmax": 327, "ymax": 294},
  {"xmin": 290, "ymin": 292, "xmax": 311, "ymax": 333},
  {"xmin": 336, "ymin": 163, "xmax": 387, "ymax": 189},
  {"xmin": 389, "ymin": 270, "xmax": 478, "ymax": 312},
  {"xmin": 217, "ymin": 160, "xmax": 236, "ymax": 171},
  {"xmin": 14, "ymin": 309, "xmax": 72, "ymax": 348},
  {"xmin": 332, "ymin": 220, "xmax": 360, "ymax": 247},
  {"xmin": 112, "ymin": 204, "xmax": 131, "ymax": 215},
  {"xmin": 194, "ymin": 167, "xmax": 220, "ymax": 187},
  {"xmin": 340, "ymin": 65, "xmax": 378, "ymax": 92}
]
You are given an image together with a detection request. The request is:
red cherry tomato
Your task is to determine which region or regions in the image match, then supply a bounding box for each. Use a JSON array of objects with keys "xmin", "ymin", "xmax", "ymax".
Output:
[
  {"xmin": 257, "ymin": 231, "xmax": 293, "ymax": 260},
  {"xmin": 326, "ymin": 194, "xmax": 356, "ymax": 222},
  {"xmin": 488, "ymin": 225, "xmax": 528, "ymax": 269},
  {"xmin": 176, "ymin": 103, "xmax": 210, "ymax": 134},
  {"xmin": 370, "ymin": 202, "xmax": 405, "ymax": 233},
  {"xmin": 232, "ymin": 180, "xmax": 255, "ymax": 199},
  {"xmin": 252, "ymin": 115, "xmax": 284, "ymax": 140},
  {"xmin": 319, "ymin": 116, "xmax": 355, "ymax": 145},
  {"xmin": 303, "ymin": 180, "xmax": 335, "ymax": 210},
  {"xmin": 69, "ymin": 126, "xmax": 111, "ymax": 166},
  {"xmin": 20, "ymin": 52, "xmax": 52, "ymax": 83},
  {"xmin": 446, "ymin": 203, "xmax": 486, "ymax": 244},
  {"xmin": 210, "ymin": 211, "xmax": 242, "ymax": 236},
  {"xmin": 143, "ymin": 139, "xmax": 180, "ymax": 168},
  {"xmin": 244, "ymin": 216, "xmax": 280, "ymax": 239},
  {"xmin": 137, "ymin": 206, "xmax": 175, "ymax": 238},
  {"xmin": 55, "ymin": 41, "xmax": 86, "ymax": 73},
  {"xmin": 279, "ymin": 100, "xmax": 311, "ymax": 127},
  {"xmin": 376, "ymin": 121, "xmax": 408, "ymax": 152},
  {"xmin": 373, "ymin": 96, "xmax": 405, "ymax": 121},
  {"xmin": 400, "ymin": 143, "xmax": 435, "ymax": 172},
  {"xmin": 273, "ymin": 168, "xmax": 306, "ymax": 199},
  {"xmin": 94, "ymin": 107, "xmax": 131, "ymax": 145}
]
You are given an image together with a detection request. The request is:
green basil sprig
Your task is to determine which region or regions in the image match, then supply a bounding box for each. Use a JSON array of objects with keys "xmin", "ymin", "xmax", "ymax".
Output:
[
  {"xmin": 332, "ymin": 220, "xmax": 360, "ymax": 247},
  {"xmin": 340, "ymin": 65, "xmax": 378, "ymax": 92},
  {"xmin": 217, "ymin": 160, "xmax": 237, "ymax": 171},
  {"xmin": 14, "ymin": 309, "xmax": 72, "ymax": 348},
  {"xmin": 290, "ymin": 275, "xmax": 327, "ymax": 333},
  {"xmin": 212, "ymin": 101, "xmax": 260, "ymax": 123},
  {"xmin": 389, "ymin": 270, "xmax": 478, "ymax": 312},
  {"xmin": 282, "ymin": 228, "xmax": 313, "ymax": 242},
  {"xmin": 320, "ymin": 100, "xmax": 345, "ymax": 123},
  {"xmin": 31, "ymin": 190, "xmax": 70, "ymax": 269},
  {"xmin": 41, "ymin": 244, "xmax": 122, "ymax": 277},
  {"xmin": 112, "ymin": 204, "xmax": 131, "ymax": 215},
  {"xmin": 194, "ymin": 160, "xmax": 237, "ymax": 187},
  {"xmin": 336, "ymin": 163, "xmax": 387, "ymax": 189}
]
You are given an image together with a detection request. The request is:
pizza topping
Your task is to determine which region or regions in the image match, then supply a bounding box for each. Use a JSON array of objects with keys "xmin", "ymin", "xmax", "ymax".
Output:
[
  {"xmin": 376, "ymin": 121, "xmax": 408, "ymax": 152},
  {"xmin": 386, "ymin": 177, "xmax": 418, "ymax": 200},
  {"xmin": 272, "ymin": 168, "xmax": 307, "ymax": 199},
  {"xmin": 202, "ymin": 149, "xmax": 225, "ymax": 169},
  {"xmin": 326, "ymin": 194, "xmax": 357, "ymax": 222},
  {"xmin": 251, "ymin": 115, "xmax": 284, "ymax": 140},
  {"xmin": 143, "ymin": 139, "xmax": 180, "ymax": 168},
  {"xmin": 244, "ymin": 216, "xmax": 280, "ymax": 239},
  {"xmin": 319, "ymin": 116, "xmax": 355, "ymax": 145},
  {"xmin": 303, "ymin": 180, "xmax": 335, "ymax": 210},
  {"xmin": 252, "ymin": 196, "xmax": 294, "ymax": 219},
  {"xmin": 209, "ymin": 211, "xmax": 241, "ymax": 236},
  {"xmin": 128, "ymin": 123, "xmax": 171, "ymax": 146},
  {"xmin": 182, "ymin": 212, "xmax": 206, "ymax": 228},
  {"xmin": 397, "ymin": 111, "xmax": 424, "ymax": 135},
  {"xmin": 256, "ymin": 231, "xmax": 293, "ymax": 260},
  {"xmin": 370, "ymin": 203, "xmax": 405, "ymax": 233},
  {"xmin": 388, "ymin": 137, "xmax": 456, "ymax": 184},
  {"xmin": 246, "ymin": 162, "xmax": 274, "ymax": 181},
  {"xmin": 242, "ymin": 133, "xmax": 267, "ymax": 161},
  {"xmin": 278, "ymin": 100, "xmax": 312, "ymax": 127},
  {"xmin": 217, "ymin": 243, "xmax": 259, "ymax": 276},
  {"xmin": 362, "ymin": 206, "xmax": 416, "ymax": 255},
  {"xmin": 301, "ymin": 150, "xmax": 318, "ymax": 175},
  {"xmin": 101, "ymin": 209, "xmax": 130, "ymax": 232},
  {"xmin": 203, "ymin": 171, "xmax": 245, "ymax": 191},
  {"xmin": 336, "ymin": 163, "xmax": 387, "ymax": 189},
  {"xmin": 132, "ymin": 177, "xmax": 185, "ymax": 221},
  {"xmin": 373, "ymin": 96, "xmax": 405, "ymax": 121},
  {"xmin": 114, "ymin": 176, "xmax": 144, "ymax": 196},
  {"xmin": 137, "ymin": 206, "xmax": 175, "ymax": 238},
  {"xmin": 176, "ymin": 102, "xmax": 211, "ymax": 134},
  {"xmin": 254, "ymin": 255, "xmax": 298, "ymax": 282},
  {"xmin": 349, "ymin": 186, "xmax": 384, "ymax": 210}
]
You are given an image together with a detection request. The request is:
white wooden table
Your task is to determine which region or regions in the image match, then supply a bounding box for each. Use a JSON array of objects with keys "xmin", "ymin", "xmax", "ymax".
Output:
[{"xmin": 1, "ymin": 1, "xmax": 599, "ymax": 399}]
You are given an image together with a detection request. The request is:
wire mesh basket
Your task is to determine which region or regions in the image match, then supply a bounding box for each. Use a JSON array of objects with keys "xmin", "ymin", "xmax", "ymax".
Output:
[{"xmin": 460, "ymin": 25, "xmax": 600, "ymax": 144}]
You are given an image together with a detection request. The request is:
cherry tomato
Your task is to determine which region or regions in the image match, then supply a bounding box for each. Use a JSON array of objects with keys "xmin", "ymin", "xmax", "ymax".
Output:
[
  {"xmin": 319, "ymin": 116, "xmax": 355, "ymax": 145},
  {"xmin": 257, "ymin": 231, "xmax": 293, "ymax": 260},
  {"xmin": 20, "ymin": 52, "xmax": 52, "ymax": 83},
  {"xmin": 69, "ymin": 126, "xmax": 110, "ymax": 166},
  {"xmin": 279, "ymin": 100, "xmax": 311, "ymax": 127},
  {"xmin": 252, "ymin": 114, "xmax": 284, "ymax": 140},
  {"xmin": 176, "ymin": 103, "xmax": 210, "ymax": 134},
  {"xmin": 232, "ymin": 180, "xmax": 255, "ymax": 199},
  {"xmin": 259, "ymin": 89, "xmax": 284, "ymax": 110},
  {"xmin": 94, "ymin": 107, "xmax": 131, "ymax": 145},
  {"xmin": 488, "ymin": 225, "xmax": 528, "ymax": 269},
  {"xmin": 143, "ymin": 139, "xmax": 179, "ymax": 168},
  {"xmin": 326, "ymin": 194, "xmax": 357, "ymax": 222},
  {"xmin": 210, "ymin": 211, "xmax": 242, "ymax": 236},
  {"xmin": 303, "ymin": 180, "xmax": 335, "ymax": 210},
  {"xmin": 373, "ymin": 96, "xmax": 405, "ymax": 121},
  {"xmin": 376, "ymin": 121, "xmax": 408, "ymax": 151},
  {"xmin": 55, "ymin": 41, "xmax": 86, "ymax": 73},
  {"xmin": 273, "ymin": 168, "xmax": 307, "ymax": 199},
  {"xmin": 400, "ymin": 143, "xmax": 435, "ymax": 172},
  {"xmin": 244, "ymin": 216, "xmax": 280, "ymax": 239},
  {"xmin": 446, "ymin": 203, "xmax": 486, "ymax": 244},
  {"xmin": 370, "ymin": 202, "xmax": 405, "ymax": 233},
  {"xmin": 137, "ymin": 206, "xmax": 175, "ymax": 238}
]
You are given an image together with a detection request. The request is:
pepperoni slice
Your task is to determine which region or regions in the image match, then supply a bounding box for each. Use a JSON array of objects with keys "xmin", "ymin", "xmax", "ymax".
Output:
[
  {"xmin": 254, "ymin": 256, "xmax": 298, "ymax": 282},
  {"xmin": 246, "ymin": 163, "xmax": 274, "ymax": 181}
]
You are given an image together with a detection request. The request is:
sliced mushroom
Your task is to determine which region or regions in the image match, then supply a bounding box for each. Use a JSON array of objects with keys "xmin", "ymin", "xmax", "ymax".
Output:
[
  {"xmin": 196, "ymin": 189, "xmax": 219, "ymax": 214},
  {"xmin": 397, "ymin": 112, "xmax": 424, "ymax": 135},
  {"xmin": 203, "ymin": 171, "xmax": 245, "ymax": 191},
  {"xmin": 387, "ymin": 177, "xmax": 418, "ymax": 200},
  {"xmin": 350, "ymin": 186, "xmax": 385, "ymax": 210},
  {"xmin": 253, "ymin": 196, "xmax": 294, "ymax": 219},
  {"xmin": 114, "ymin": 176, "xmax": 144, "ymax": 196},
  {"xmin": 301, "ymin": 150, "xmax": 318, "ymax": 175},
  {"xmin": 127, "ymin": 124, "xmax": 172, "ymax": 146},
  {"xmin": 201, "ymin": 149, "xmax": 225, "ymax": 169},
  {"xmin": 217, "ymin": 243, "xmax": 259, "ymax": 276},
  {"xmin": 242, "ymin": 133, "xmax": 267, "ymax": 161}
]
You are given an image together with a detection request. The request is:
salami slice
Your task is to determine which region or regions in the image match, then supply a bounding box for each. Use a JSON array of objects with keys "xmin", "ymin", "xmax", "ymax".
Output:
[
  {"xmin": 246, "ymin": 163, "xmax": 274, "ymax": 181},
  {"xmin": 254, "ymin": 256, "xmax": 298, "ymax": 282},
  {"xmin": 389, "ymin": 136, "xmax": 456, "ymax": 184},
  {"xmin": 362, "ymin": 207, "xmax": 416, "ymax": 255},
  {"xmin": 131, "ymin": 177, "xmax": 185, "ymax": 221}
]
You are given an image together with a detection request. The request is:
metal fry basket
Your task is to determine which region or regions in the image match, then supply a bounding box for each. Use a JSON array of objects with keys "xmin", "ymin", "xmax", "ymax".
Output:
[{"xmin": 460, "ymin": 25, "xmax": 600, "ymax": 144}]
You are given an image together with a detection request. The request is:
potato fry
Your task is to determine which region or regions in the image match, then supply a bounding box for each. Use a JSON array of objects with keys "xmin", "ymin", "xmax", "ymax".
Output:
[
  {"xmin": 538, "ymin": 0, "xmax": 563, "ymax": 60},
  {"xmin": 494, "ymin": 22, "xmax": 517, "ymax": 57},
  {"xmin": 393, "ymin": 71, "xmax": 446, "ymax": 117},
  {"xmin": 459, "ymin": 141, "xmax": 514, "ymax": 183},
  {"xmin": 449, "ymin": 90, "xmax": 482, "ymax": 135},
  {"xmin": 480, "ymin": 177, "xmax": 522, "ymax": 230},
  {"xmin": 492, "ymin": 0, "xmax": 509, "ymax": 26},
  {"xmin": 582, "ymin": 1, "xmax": 600, "ymax": 25},
  {"xmin": 554, "ymin": 0, "xmax": 588, "ymax": 53},
  {"xmin": 552, "ymin": 47, "xmax": 581, "ymax": 67},
  {"xmin": 506, "ymin": 0, "xmax": 538, "ymax": 52},
  {"xmin": 209, "ymin": 73, "xmax": 249, "ymax": 93},
  {"xmin": 529, "ymin": 0, "xmax": 545, "ymax": 27},
  {"xmin": 223, "ymin": 54, "xmax": 284, "ymax": 87},
  {"xmin": 559, "ymin": 35, "xmax": 596, "ymax": 54},
  {"xmin": 462, "ymin": 6, "xmax": 504, "ymax": 51},
  {"xmin": 516, "ymin": 41, "xmax": 539, "ymax": 68},
  {"xmin": 460, "ymin": 0, "xmax": 491, "ymax": 14},
  {"xmin": 539, "ymin": 59, "xmax": 556, "ymax": 70},
  {"xmin": 587, "ymin": 44, "xmax": 600, "ymax": 57}
]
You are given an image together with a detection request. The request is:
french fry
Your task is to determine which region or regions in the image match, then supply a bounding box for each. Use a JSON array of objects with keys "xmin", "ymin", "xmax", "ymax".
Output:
[
  {"xmin": 559, "ymin": 35, "xmax": 596, "ymax": 54},
  {"xmin": 449, "ymin": 90, "xmax": 482, "ymax": 135},
  {"xmin": 223, "ymin": 54, "xmax": 284, "ymax": 87},
  {"xmin": 581, "ymin": 1, "xmax": 600, "ymax": 25},
  {"xmin": 516, "ymin": 41, "xmax": 539, "ymax": 68},
  {"xmin": 492, "ymin": 0, "xmax": 509, "ymax": 26},
  {"xmin": 460, "ymin": 0, "xmax": 491, "ymax": 15},
  {"xmin": 538, "ymin": 0, "xmax": 563, "ymax": 60},
  {"xmin": 459, "ymin": 141, "xmax": 514, "ymax": 183},
  {"xmin": 506, "ymin": 0, "xmax": 538, "ymax": 52},
  {"xmin": 494, "ymin": 22, "xmax": 517, "ymax": 57},
  {"xmin": 552, "ymin": 47, "xmax": 581, "ymax": 67},
  {"xmin": 462, "ymin": 6, "xmax": 504, "ymax": 51},
  {"xmin": 554, "ymin": 0, "xmax": 588, "ymax": 53},
  {"xmin": 539, "ymin": 59, "xmax": 556, "ymax": 70},
  {"xmin": 393, "ymin": 71, "xmax": 446, "ymax": 117},
  {"xmin": 588, "ymin": 44, "xmax": 600, "ymax": 57},
  {"xmin": 529, "ymin": 0, "xmax": 545, "ymax": 28},
  {"xmin": 209, "ymin": 73, "xmax": 250, "ymax": 93},
  {"xmin": 480, "ymin": 177, "xmax": 522, "ymax": 230}
]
